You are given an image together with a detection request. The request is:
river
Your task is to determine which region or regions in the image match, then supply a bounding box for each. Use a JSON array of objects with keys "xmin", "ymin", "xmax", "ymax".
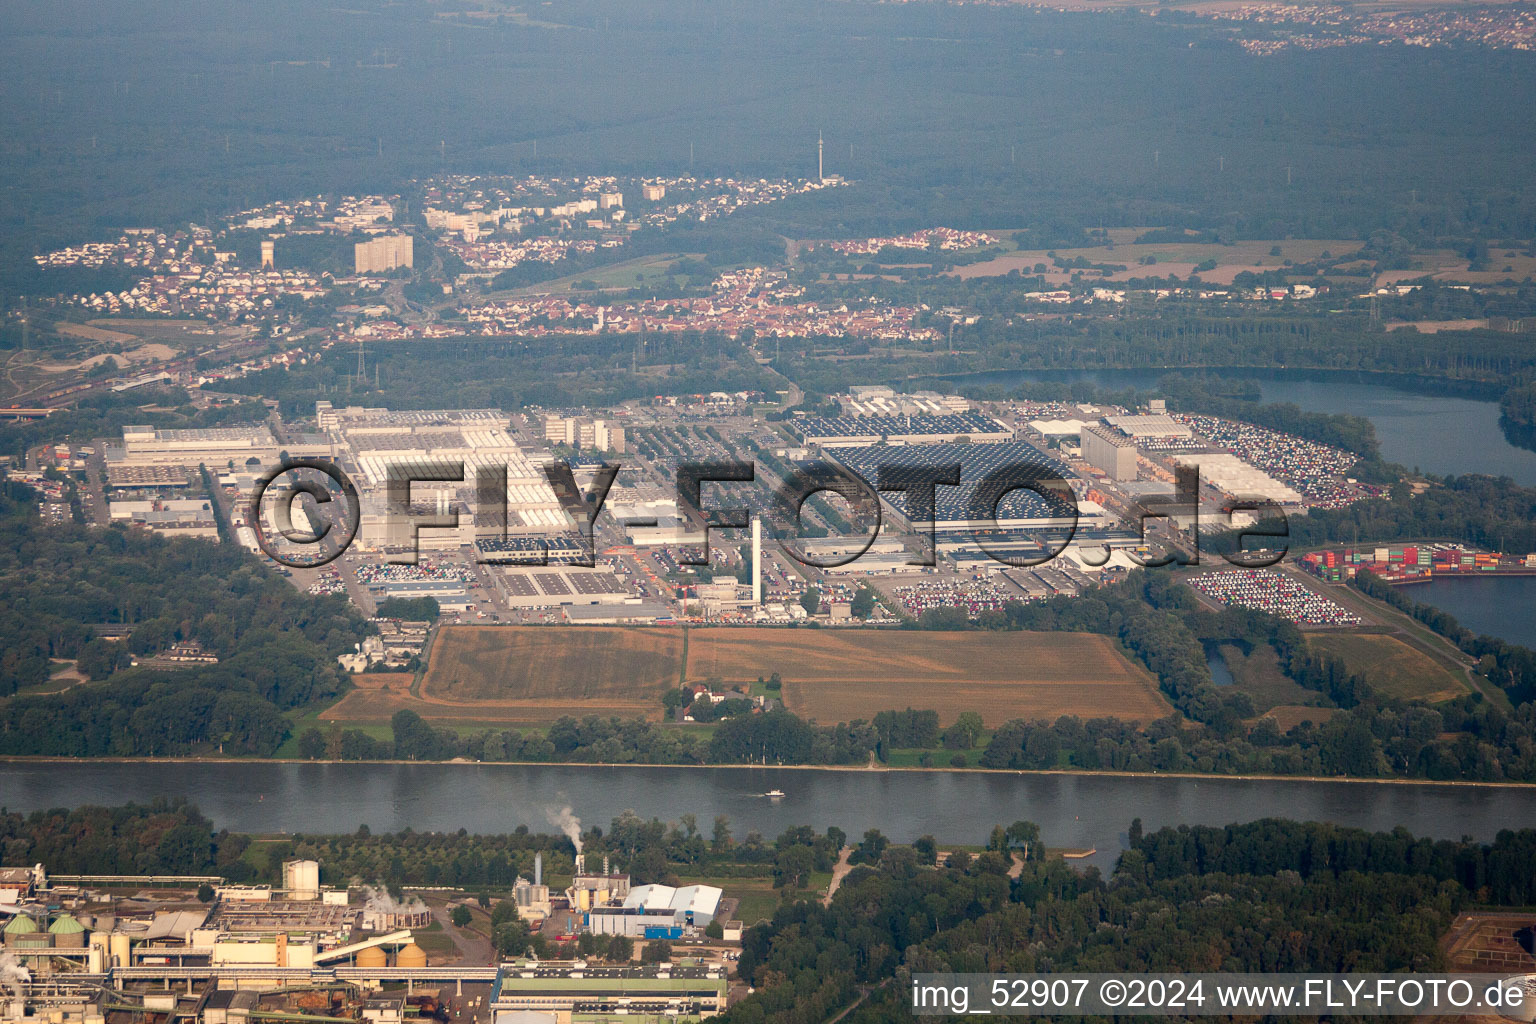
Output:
[{"xmin": 5, "ymin": 761, "xmax": 1535, "ymax": 871}]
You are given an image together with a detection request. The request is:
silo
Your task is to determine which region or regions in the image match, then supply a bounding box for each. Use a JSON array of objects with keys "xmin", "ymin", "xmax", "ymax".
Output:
[
  {"xmin": 87, "ymin": 934, "xmax": 108, "ymax": 974},
  {"xmin": 355, "ymin": 946, "xmax": 387, "ymax": 969},
  {"xmin": 48, "ymin": 914, "xmax": 86, "ymax": 949},
  {"xmin": 109, "ymin": 931, "xmax": 131, "ymax": 968},
  {"xmin": 396, "ymin": 943, "xmax": 427, "ymax": 968},
  {"xmin": 283, "ymin": 859, "xmax": 321, "ymax": 900},
  {"xmin": 3, "ymin": 915, "xmax": 38, "ymax": 947}
]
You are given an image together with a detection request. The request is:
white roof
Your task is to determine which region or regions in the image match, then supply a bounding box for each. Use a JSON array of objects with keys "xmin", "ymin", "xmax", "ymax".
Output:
[
  {"xmin": 1029, "ymin": 418, "xmax": 1088, "ymax": 436},
  {"xmin": 621, "ymin": 884, "xmax": 722, "ymax": 916}
]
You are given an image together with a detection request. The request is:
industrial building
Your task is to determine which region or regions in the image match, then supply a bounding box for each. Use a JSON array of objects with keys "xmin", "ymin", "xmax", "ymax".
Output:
[
  {"xmin": 1173, "ymin": 452, "xmax": 1304, "ymax": 506},
  {"xmin": 793, "ymin": 409, "xmax": 1010, "ymax": 448},
  {"xmin": 837, "ymin": 386, "xmax": 971, "ymax": 417},
  {"xmin": 829, "ymin": 441, "xmax": 1088, "ymax": 533},
  {"xmin": 1081, "ymin": 423, "xmax": 1139, "ymax": 482},
  {"xmin": 488, "ymin": 566, "xmax": 630, "ymax": 610},
  {"xmin": 584, "ymin": 885, "xmax": 722, "ymax": 939},
  {"xmin": 0, "ymin": 854, "xmax": 737, "ymax": 1024},
  {"xmin": 111, "ymin": 426, "xmax": 282, "ymax": 470},
  {"xmin": 559, "ymin": 603, "xmax": 673, "ymax": 624},
  {"xmin": 106, "ymin": 498, "xmax": 220, "ymax": 540},
  {"xmin": 490, "ymin": 962, "xmax": 726, "ymax": 1020},
  {"xmin": 315, "ymin": 404, "xmax": 571, "ymax": 552}
]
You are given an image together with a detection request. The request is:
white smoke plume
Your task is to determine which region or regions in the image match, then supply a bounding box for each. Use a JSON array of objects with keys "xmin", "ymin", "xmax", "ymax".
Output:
[
  {"xmin": 0, "ymin": 949, "xmax": 31, "ymax": 998},
  {"xmin": 544, "ymin": 804, "xmax": 583, "ymax": 854},
  {"xmin": 357, "ymin": 884, "xmax": 427, "ymax": 916}
]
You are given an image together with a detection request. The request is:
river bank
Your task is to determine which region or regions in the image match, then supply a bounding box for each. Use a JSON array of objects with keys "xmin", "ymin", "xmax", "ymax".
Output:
[{"xmin": 4, "ymin": 754, "xmax": 1535, "ymax": 788}]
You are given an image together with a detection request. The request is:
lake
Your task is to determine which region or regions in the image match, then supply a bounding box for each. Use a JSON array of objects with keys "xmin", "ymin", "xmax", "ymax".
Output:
[
  {"xmin": 3, "ymin": 761, "xmax": 1533, "ymax": 872},
  {"xmin": 1411, "ymin": 576, "xmax": 1536, "ymax": 649}
]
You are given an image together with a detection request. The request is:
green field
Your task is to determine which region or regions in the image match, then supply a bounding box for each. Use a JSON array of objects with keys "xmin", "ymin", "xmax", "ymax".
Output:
[
  {"xmin": 685, "ymin": 874, "xmax": 821, "ymax": 925},
  {"xmin": 1308, "ymin": 633, "xmax": 1469, "ymax": 702}
]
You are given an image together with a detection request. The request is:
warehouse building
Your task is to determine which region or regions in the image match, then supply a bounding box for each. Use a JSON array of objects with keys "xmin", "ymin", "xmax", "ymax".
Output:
[
  {"xmin": 113, "ymin": 426, "xmax": 281, "ymax": 469},
  {"xmin": 830, "ymin": 441, "xmax": 1084, "ymax": 533},
  {"xmin": 793, "ymin": 410, "xmax": 1011, "ymax": 448},
  {"xmin": 317, "ymin": 404, "xmax": 570, "ymax": 552},
  {"xmin": 1081, "ymin": 423, "xmax": 1139, "ymax": 482}
]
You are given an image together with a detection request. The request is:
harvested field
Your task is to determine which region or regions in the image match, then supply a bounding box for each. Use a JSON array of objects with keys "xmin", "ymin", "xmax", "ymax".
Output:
[
  {"xmin": 407, "ymin": 625, "xmax": 683, "ymax": 722},
  {"xmin": 327, "ymin": 626, "xmax": 1170, "ymax": 729},
  {"xmin": 687, "ymin": 629, "xmax": 1170, "ymax": 727}
]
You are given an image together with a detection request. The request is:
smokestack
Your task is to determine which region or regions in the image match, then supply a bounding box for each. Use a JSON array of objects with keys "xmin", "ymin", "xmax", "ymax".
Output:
[
  {"xmin": 575, "ymin": 853, "xmax": 585, "ymax": 876},
  {"xmin": 751, "ymin": 517, "xmax": 762, "ymax": 606},
  {"xmin": 534, "ymin": 853, "xmax": 542, "ymax": 887}
]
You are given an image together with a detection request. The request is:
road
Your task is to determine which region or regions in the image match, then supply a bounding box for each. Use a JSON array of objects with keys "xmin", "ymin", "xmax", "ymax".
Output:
[{"xmin": 429, "ymin": 900, "xmax": 493, "ymax": 966}]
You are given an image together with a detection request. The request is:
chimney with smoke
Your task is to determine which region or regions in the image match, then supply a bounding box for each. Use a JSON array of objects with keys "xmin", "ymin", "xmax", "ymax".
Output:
[{"xmin": 545, "ymin": 804, "xmax": 584, "ymax": 874}]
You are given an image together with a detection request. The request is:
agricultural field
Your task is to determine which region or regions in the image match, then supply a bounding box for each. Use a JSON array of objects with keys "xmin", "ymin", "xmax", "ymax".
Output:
[
  {"xmin": 414, "ymin": 626, "xmax": 684, "ymax": 721},
  {"xmin": 317, "ymin": 673, "xmax": 424, "ymax": 726},
  {"xmin": 1308, "ymin": 633, "xmax": 1469, "ymax": 703},
  {"xmin": 321, "ymin": 626, "xmax": 1169, "ymax": 730},
  {"xmin": 688, "ymin": 630, "xmax": 1169, "ymax": 728}
]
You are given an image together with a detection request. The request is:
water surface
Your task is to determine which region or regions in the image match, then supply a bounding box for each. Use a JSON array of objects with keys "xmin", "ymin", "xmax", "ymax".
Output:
[{"xmin": 4, "ymin": 761, "xmax": 1531, "ymax": 871}]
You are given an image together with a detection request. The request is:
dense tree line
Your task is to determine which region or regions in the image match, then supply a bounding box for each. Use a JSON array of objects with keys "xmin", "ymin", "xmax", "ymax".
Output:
[
  {"xmin": 779, "ymin": 310, "xmax": 1536, "ymax": 401},
  {"xmin": 1126, "ymin": 818, "xmax": 1536, "ymax": 905},
  {"xmin": 214, "ymin": 335, "xmax": 778, "ymax": 418},
  {"xmin": 0, "ymin": 800, "xmax": 250, "ymax": 877},
  {"xmin": 1283, "ymin": 475, "xmax": 1536, "ymax": 554},
  {"xmin": 296, "ymin": 708, "xmax": 882, "ymax": 767}
]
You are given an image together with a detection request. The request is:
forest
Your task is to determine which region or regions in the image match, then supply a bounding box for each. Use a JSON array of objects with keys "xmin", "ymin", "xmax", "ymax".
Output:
[
  {"xmin": 213, "ymin": 334, "xmax": 778, "ymax": 417},
  {"xmin": 0, "ymin": 482, "xmax": 369, "ymax": 755}
]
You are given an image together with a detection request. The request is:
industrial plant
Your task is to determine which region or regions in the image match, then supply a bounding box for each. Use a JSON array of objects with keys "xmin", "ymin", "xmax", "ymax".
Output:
[{"xmin": 0, "ymin": 854, "xmax": 730, "ymax": 1024}]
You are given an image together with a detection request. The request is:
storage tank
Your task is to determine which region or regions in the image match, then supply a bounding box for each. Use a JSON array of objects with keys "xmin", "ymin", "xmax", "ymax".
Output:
[
  {"xmin": 3, "ymin": 915, "xmax": 39, "ymax": 947},
  {"xmin": 283, "ymin": 859, "xmax": 321, "ymax": 900},
  {"xmin": 354, "ymin": 946, "xmax": 387, "ymax": 969},
  {"xmin": 396, "ymin": 943, "xmax": 427, "ymax": 968},
  {"xmin": 48, "ymin": 915, "xmax": 86, "ymax": 949},
  {"xmin": 109, "ymin": 931, "xmax": 132, "ymax": 968},
  {"xmin": 1499, "ymin": 976, "xmax": 1536, "ymax": 1022},
  {"xmin": 87, "ymin": 935, "xmax": 107, "ymax": 974}
]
